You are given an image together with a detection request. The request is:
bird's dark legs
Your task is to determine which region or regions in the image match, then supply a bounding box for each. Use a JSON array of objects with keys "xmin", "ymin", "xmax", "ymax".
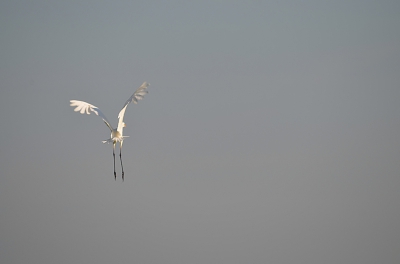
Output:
[
  {"xmin": 112, "ymin": 142, "xmax": 125, "ymax": 181},
  {"xmin": 120, "ymin": 144, "xmax": 124, "ymax": 181},
  {"xmin": 113, "ymin": 143, "xmax": 116, "ymax": 180}
]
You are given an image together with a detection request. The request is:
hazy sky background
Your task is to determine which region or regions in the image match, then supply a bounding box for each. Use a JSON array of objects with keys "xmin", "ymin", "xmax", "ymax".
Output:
[{"xmin": 1, "ymin": 1, "xmax": 399, "ymax": 263}]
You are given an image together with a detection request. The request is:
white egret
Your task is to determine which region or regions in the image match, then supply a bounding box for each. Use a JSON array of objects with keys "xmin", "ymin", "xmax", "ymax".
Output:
[{"xmin": 70, "ymin": 82, "xmax": 149, "ymax": 180}]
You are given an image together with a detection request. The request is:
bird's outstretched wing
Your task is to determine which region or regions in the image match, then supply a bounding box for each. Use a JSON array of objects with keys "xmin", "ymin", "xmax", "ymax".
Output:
[
  {"xmin": 117, "ymin": 82, "xmax": 149, "ymax": 132},
  {"xmin": 70, "ymin": 100, "xmax": 113, "ymax": 131}
]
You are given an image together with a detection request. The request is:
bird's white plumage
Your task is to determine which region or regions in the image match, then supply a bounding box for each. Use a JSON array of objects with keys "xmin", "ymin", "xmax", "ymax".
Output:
[
  {"xmin": 70, "ymin": 100, "xmax": 113, "ymax": 131},
  {"xmin": 117, "ymin": 81, "xmax": 149, "ymax": 133},
  {"xmin": 70, "ymin": 82, "xmax": 149, "ymax": 139},
  {"xmin": 69, "ymin": 82, "xmax": 150, "ymax": 180}
]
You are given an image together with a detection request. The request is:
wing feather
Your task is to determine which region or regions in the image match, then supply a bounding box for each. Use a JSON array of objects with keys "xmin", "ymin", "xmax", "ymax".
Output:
[
  {"xmin": 70, "ymin": 100, "xmax": 113, "ymax": 131},
  {"xmin": 117, "ymin": 82, "xmax": 149, "ymax": 132}
]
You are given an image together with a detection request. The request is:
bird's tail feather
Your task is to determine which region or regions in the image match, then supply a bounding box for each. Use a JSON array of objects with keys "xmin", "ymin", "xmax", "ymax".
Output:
[{"xmin": 102, "ymin": 136, "xmax": 129, "ymax": 144}]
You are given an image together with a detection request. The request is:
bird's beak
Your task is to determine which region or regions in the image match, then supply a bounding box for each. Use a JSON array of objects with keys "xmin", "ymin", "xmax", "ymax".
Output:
[{"xmin": 123, "ymin": 123, "xmax": 126, "ymax": 127}]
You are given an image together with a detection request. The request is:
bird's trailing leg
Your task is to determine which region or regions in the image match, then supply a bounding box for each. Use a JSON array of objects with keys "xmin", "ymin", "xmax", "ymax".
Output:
[
  {"xmin": 120, "ymin": 142, "xmax": 124, "ymax": 181},
  {"xmin": 113, "ymin": 143, "xmax": 116, "ymax": 180}
]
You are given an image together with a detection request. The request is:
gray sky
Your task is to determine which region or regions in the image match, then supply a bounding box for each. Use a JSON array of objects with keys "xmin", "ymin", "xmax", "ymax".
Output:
[{"xmin": 1, "ymin": 1, "xmax": 399, "ymax": 263}]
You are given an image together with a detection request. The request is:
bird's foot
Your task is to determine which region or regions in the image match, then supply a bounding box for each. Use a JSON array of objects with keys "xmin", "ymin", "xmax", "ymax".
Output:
[
  {"xmin": 122, "ymin": 172, "xmax": 124, "ymax": 181},
  {"xmin": 114, "ymin": 172, "xmax": 117, "ymax": 180}
]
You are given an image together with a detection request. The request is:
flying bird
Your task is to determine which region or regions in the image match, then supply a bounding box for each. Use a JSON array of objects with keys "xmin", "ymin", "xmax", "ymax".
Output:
[{"xmin": 70, "ymin": 82, "xmax": 149, "ymax": 180}]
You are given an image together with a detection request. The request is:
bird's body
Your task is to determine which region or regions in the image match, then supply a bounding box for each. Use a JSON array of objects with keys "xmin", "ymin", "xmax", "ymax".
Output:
[
  {"xmin": 103, "ymin": 127, "xmax": 126, "ymax": 144},
  {"xmin": 70, "ymin": 81, "xmax": 149, "ymax": 180},
  {"xmin": 111, "ymin": 129, "xmax": 122, "ymax": 142}
]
